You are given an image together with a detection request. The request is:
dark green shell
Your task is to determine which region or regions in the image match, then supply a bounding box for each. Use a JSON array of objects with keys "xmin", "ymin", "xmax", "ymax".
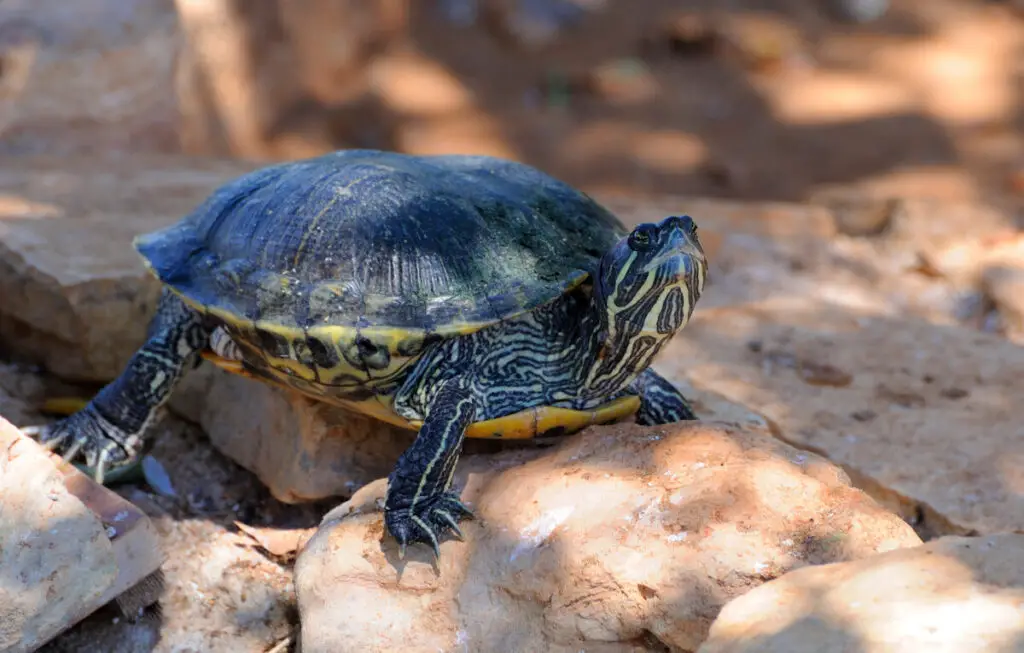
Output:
[{"xmin": 135, "ymin": 149, "xmax": 628, "ymax": 333}]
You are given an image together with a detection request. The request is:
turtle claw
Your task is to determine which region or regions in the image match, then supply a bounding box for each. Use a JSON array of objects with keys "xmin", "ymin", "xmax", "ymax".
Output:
[
  {"xmin": 385, "ymin": 492, "xmax": 474, "ymax": 559},
  {"xmin": 21, "ymin": 407, "xmax": 139, "ymax": 485}
]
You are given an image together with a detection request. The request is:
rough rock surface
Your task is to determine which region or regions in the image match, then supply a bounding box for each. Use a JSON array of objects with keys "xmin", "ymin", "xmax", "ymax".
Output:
[
  {"xmin": 169, "ymin": 359, "xmax": 770, "ymax": 504},
  {"xmin": 699, "ymin": 533, "xmax": 1024, "ymax": 653},
  {"xmin": 0, "ymin": 416, "xmax": 118, "ymax": 653},
  {"xmin": 33, "ymin": 414, "xmax": 300, "ymax": 653},
  {"xmin": 295, "ymin": 421, "xmax": 922, "ymax": 653},
  {"xmin": 0, "ymin": 154, "xmax": 258, "ymax": 381},
  {"xmin": 0, "ymin": 0, "xmax": 181, "ymax": 155},
  {"xmin": 657, "ymin": 297, "xmax": 1024, "ymax": 537}
]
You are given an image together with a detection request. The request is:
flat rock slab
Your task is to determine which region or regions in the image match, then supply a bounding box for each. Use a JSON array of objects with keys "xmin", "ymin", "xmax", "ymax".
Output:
[
  {"xmin": 699, "ymin": 533, "xmax": 1024, "ymax": 653},
  {"xmin": 0, "ymin": 0, "xmax": 181, "ymax": 155},
  {"xmin": 169, "ymin": 364, "xmax": 417, "ymax": 504},
  {"xmin": 0, "ymin": 415, "xmax": 118, "ymax": 653},
  {"xmin": 295, "ymin": 422, "xmax": 921, "ymax": 653},
  {"xmin": 0, "ymin": 154, "xmax": 259, "ymax": 381},
  {"xmin": 657, "ymin": 296, "xmax": 1024, "ymax": 536}
]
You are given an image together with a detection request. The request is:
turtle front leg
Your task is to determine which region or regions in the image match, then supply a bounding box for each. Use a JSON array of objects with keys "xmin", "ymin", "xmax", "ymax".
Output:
[
  {"xmin": 631, "ymin": 368, "xmax": 698, "ymax": 424},
  {"xmin": 385, "ymin": 377, "xmax": 476, "ymax": 559},
  {"xmin": 22, "ymin": 290, "xmax": 209, "ymax": 483}
]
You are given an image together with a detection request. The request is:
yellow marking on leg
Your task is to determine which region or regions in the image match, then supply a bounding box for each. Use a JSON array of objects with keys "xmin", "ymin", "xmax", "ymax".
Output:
[
  {"xmin": 42, "ymin": 397, "xmax": 91, "ymax": 416},
  {"xmin": 410, "ymin": 393, "xmax": 473, "ymax": 513}
]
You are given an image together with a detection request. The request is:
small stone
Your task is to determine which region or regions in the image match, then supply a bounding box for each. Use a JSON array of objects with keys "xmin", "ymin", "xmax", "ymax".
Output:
[
  {"xmin": 797, "ymin": 360, "xmax": 853, "ymax": 388},
  {"xmin": 699, "ymin": 533, "xmax": 1024, "ymax": 653},
  {"xmin": 295, "ymin": 422, "xmax": 920, "ymax": 653}
]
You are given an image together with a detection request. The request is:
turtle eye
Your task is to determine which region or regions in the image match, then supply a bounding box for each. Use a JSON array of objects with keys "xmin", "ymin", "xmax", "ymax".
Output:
[{"xmin": 628, "ymin": 226, "xmax": 654, "ymax": 251}]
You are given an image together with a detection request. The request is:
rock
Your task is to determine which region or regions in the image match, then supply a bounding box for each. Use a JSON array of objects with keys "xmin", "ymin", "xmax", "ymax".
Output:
[
  {"xmin": 0, "ymin": 416, "xmax": 119, "ymax": 653},
  {"xmin": 295, "ymin": 421, "xmax": 921, "ymax": 653},
  {"xmin": 657, "ymin": 296, "xmax": 1024, "ymax": 537},
  {"xmin": 169, "ymin": 364, "xmax": 416, "ymax": 504},
  {"xmin": 0, "ymin": 0, "xmax": 181, "ymax": 156},
  {"xmin": 699, "ymin": 533, "xmax": 1024, "ymax": 653},
  {"xmin": 169, "ymin": 361, "xmax": 769, "ymax": 504},
  {"xmin": 34, "ymin": 414, "xmax": 300, "ymax": 653},
  {"xmin": 0, "ymin": 153, "xmax": 259, "ymax": 381}
]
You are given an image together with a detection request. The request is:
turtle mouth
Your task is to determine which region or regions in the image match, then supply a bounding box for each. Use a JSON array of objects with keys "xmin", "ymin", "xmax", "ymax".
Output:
[
  {"xmin": 642, "ymin": 227, "xmax": 706, "ymax": 273},
  {"xmin": 640, "ymin": 228, "xmax": 707, "ymax": 301}
]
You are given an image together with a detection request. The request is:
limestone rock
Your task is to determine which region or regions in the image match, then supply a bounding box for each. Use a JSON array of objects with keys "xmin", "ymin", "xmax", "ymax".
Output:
[
  {"xmin": 0, "ymin": 154, "xmax": 258, "ymax": 381},
  {"xmin": 38, "ymin": 415, "xmax": 299, "ymax": 653},
  {"xmin": 294, "ymin": 422, "xmax": 921, "ymax": 653},
  {"xmin": 0, "ymin": 0, "xmax": 181, "ymax": 155},
  {"xmin": 0, "ymin": 416, "xmax": 118, "ymax": 653},
  {"xmin": 699, "ymin": 533, "xmax": 1024, "ymax": 653},
  {"xmin": 170, "ymin": 364, "xmax": 416, "ymax": 504},
  {"xmin": 170, "ymin": 361, "xmax": 770, "ymax": 504},
  {"xmin": 657, "ymin": 297, "xmax": 1024, "ymax": 536}
]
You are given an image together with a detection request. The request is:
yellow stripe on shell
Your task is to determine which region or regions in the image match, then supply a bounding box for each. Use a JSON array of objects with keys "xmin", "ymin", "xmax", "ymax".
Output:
[{"xmin": 200, "ymin": 350, "xmax": 642, "ymax": 439}]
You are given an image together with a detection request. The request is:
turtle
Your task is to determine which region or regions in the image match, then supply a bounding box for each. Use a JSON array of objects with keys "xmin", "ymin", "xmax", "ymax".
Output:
[{"xmin": 26, "ymin": 149, "xmax": 708, "ymax": 558}]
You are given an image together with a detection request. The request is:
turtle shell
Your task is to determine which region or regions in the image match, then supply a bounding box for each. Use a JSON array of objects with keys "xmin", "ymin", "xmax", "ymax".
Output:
[{"xmin": 135, "ymin": 150, "xmax": 628, "ymax": 394}]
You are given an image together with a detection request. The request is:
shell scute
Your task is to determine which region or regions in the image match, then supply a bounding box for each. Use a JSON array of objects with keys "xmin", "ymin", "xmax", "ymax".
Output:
[{"xmin": 134, "ymin": 150, "xmax": 629, "ymax": 393}]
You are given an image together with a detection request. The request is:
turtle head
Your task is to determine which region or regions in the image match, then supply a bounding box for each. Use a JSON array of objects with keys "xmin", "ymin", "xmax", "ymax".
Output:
[{"xmin": 592, "ymin": 215, "xmax": 707, "ymax": 365}]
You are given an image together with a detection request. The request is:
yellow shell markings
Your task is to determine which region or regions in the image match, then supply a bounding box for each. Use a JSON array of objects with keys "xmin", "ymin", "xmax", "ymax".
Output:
[
  {"xmin": 201, "ymin": 350, "xmax": 641, "ymax": 439},
  {"xmin": 142, "ymin": 250, "xmax": 634, "ymax": 441},
  {"xmin": 287, "ymin": 169, "xmax": 373, "ymax": 270}
]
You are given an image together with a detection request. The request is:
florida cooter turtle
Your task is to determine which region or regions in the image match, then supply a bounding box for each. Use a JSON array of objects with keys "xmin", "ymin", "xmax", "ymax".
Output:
[{"xmin": 28, "ymin": 149, "xmax": 708, "ymax": 557}]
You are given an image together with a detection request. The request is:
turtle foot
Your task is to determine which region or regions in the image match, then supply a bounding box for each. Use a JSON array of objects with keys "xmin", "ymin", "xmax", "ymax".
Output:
[
  {"xmin": 384, "ymin": 492, "xmax": 474, "ymax": 560},
  {"xmin": 21, "ymin": 407, "xmax": 140, "ymax": 484}
]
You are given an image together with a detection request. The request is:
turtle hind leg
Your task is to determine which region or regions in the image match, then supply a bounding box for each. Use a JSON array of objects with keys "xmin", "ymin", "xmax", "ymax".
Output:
[
  {"xmin": 385, "ymin": 377, "xmax": 477, "ymax": 559},
  {"xmin": 631, "ymin": 368, "xmax": 698, "ymax": 425},
  {"xmin": 21, "ymin": 290, "xmax": 209, "ymax": 484}
]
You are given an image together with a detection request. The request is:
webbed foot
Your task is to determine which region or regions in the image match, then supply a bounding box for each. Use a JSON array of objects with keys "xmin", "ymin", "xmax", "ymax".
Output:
[
  {"xmin": 21, "ymin": 406, "xmax": 141, "ymax": 484},
  {"xmin": 384, "ymin": 492, "xmax": 474, "ymax": 559}
]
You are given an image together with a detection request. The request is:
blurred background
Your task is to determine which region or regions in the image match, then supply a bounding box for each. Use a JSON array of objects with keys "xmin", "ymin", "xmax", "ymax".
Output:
[{"xmin": 0, "ymin": 0, "xmax": 1021, "ymax": 213}]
